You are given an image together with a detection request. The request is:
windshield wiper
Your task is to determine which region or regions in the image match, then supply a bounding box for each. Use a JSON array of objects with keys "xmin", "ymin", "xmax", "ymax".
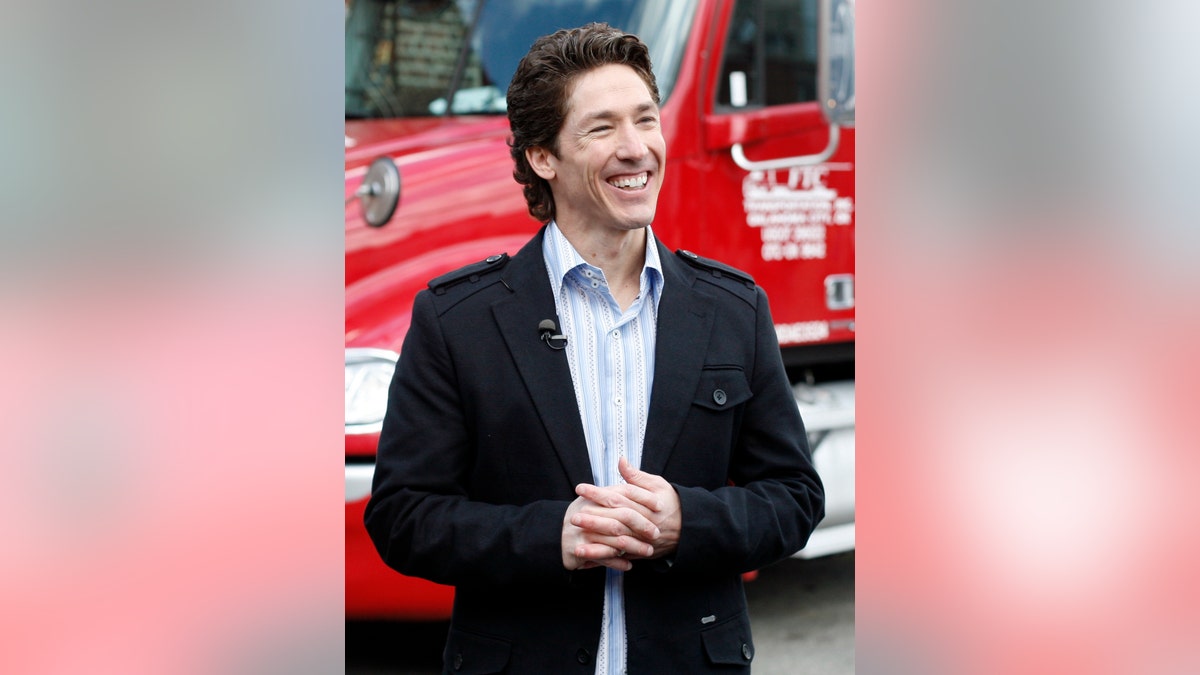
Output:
[{"xmin": 442, "ymin": 0, "xmax": 488, "ymax": 117}]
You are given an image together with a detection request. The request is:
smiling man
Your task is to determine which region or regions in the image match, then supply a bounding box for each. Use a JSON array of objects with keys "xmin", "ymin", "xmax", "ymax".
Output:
[{"xmin": 365, "ymin": 23, "xmax": 824, "ymax": 674}]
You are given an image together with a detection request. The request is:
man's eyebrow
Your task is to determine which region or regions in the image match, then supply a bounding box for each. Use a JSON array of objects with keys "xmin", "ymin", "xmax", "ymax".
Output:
[{"xmin": 580, "ymin": 102, "xmax": 659, "ymax": 123}]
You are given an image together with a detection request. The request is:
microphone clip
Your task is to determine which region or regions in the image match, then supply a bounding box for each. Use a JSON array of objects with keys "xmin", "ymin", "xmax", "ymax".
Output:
[{"xmin": 538, "ymin": 319, "xmax": 568, "ymax": 351}]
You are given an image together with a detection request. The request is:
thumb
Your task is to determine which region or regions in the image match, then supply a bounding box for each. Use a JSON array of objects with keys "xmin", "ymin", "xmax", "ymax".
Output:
[{"xmin": 618, "ymin": 456, "xmax": 645, "ymax": 484}]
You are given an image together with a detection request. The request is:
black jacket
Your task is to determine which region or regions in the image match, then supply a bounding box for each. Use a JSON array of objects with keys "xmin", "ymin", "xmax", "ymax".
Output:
[{"xmin": 365, "ymin": 228, "xmax": 824, "ymax": 674}]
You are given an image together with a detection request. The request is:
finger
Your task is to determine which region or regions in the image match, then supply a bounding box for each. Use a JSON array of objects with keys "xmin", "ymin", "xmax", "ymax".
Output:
[
  {"xmin": 575, "ymin": 483, "xmax": 630, "ymax": 509},
  {"xmin": 574, "ymin": 536, "xmax": 654, "ymax": 560},
  {"xmin": 612, "ymin": 534, "xmax": 655, "ymax": 558},
  {"xmin": 571, "ymin": 512, "xmax": 632, "ymax": 537},
  {"xmin": 576, "ymin": 557, "xmax": 632, "ymax": 573},
  {"xmin": 573, "ymin": 510, "xmax": 661, "ymax": 542},
  {"xmin": 576, "ymin": 483, "xmax": 663, "ymax": 517},
  {"xmin": 609, "ymin": 557, "xmax": 634, "ymax": 572},
  {"xmin": 618, "ymin": 457, "xmax": 666, "ymax": 492},
  {"xmin": 583, "ymin": 481, "xmax": 662, "ymax": 512},
  {"xmin": 612, "ymin": 482, "xmax": 664, "ymax": 512},
  {"xmin": 578, "ymin": 506, "xmax": 660, "ymax": 541},
  {"xmin": 574, "ymin": 543, "xmax": 614, "ymax": 561},
  {"xmin": 598, "ymin": 557, "xmax": 633, "ymax": 572}
]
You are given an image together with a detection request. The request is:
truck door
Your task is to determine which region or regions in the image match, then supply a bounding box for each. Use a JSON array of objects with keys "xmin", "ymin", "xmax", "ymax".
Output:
[{"xmin": 700, "ymin": 0, "xmax": 855, "ymax": 348}]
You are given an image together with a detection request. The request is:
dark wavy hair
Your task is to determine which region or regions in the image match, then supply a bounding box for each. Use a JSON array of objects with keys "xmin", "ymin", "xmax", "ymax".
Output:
[{"xmin": 506, "ymin": 23, "xmax": 660, "ymax": 223}]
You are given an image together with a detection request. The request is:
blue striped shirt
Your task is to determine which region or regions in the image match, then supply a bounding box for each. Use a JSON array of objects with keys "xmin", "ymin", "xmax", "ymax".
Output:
[{"xmin": 543, "ymin": 222, "xmax": 663, "ymax": 675}]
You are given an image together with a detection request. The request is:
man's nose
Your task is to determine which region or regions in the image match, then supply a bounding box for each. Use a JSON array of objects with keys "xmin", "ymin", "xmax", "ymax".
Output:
[{"xmin": 614, "ymin": 123, "xmax": 647, "ymax": 161}]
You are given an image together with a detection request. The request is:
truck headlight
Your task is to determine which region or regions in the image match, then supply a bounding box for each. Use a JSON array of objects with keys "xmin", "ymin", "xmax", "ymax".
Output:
[{"xmin": 345, "ymin": 348, "xmax": 399, "ymax": 434}]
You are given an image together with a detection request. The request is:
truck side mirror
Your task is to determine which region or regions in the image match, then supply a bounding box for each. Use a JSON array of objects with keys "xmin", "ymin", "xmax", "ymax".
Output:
[
  {"xmin": 356, "ymin": 157, "xmax": 401, "ymax": 228},
  {"xmin": 818, "ymin": 0, "xmax": 855, "ymax": 126}
]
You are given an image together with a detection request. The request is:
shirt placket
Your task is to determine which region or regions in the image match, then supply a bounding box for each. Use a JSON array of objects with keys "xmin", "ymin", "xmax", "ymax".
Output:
[{"xmin": 559, "ymin": 252, "xmax": 655, "ymax": 675}]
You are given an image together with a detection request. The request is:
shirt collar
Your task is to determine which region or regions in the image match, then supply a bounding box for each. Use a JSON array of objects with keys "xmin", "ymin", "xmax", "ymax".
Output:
[{"xmin": 543, "ymin": 221, "xmax": 664, "ymax": 303}]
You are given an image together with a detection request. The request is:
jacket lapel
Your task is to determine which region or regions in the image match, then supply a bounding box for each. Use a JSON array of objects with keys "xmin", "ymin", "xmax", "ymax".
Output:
[
  {"xmin": 640, "ymin": 244, "xmax": 716, "ymax": 476},
  {"xmin": 492, "ymin": 231, "xmax": 595, "ymax": 488}
]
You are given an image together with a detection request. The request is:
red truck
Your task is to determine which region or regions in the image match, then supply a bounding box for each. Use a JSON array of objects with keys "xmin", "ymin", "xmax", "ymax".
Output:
[{"xmin": 345, "ymin": 0, "xmax": 856, "ymax": 619}]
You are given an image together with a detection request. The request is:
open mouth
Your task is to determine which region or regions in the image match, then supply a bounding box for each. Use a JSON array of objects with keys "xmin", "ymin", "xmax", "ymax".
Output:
[{"xmin": 607, "ymin": 172, "xmax": 649, "ymax": 190}]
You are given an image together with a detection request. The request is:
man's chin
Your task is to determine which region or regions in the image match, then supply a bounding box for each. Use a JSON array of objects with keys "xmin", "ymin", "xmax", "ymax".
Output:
[{"xmin": 617, "ymin": 209, "xmax": 657, "ymax": 231}]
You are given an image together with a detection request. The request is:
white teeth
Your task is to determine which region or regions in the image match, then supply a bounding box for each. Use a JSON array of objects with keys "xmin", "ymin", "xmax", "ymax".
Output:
[{"xmin": 608, "ymin": 173, "xmax": 648, "ymax": 189}]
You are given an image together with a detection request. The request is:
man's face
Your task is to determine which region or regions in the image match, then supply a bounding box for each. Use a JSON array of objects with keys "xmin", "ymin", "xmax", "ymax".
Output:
[{"xmin": 530, "ymin": 64, "xmax": 666, "ymax": 234}]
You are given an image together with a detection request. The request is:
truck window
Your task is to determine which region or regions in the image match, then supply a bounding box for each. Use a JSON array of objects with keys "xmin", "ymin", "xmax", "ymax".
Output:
[
  {"xmin": 716, "ymin": 0, "xmax": 819, "ymax": 109},
  {"xmin": 346, "ymin": 0, "xmax": 698, "ymax": 119},
  {"xmin": 345, "ymin": 0, "xmax": 478, "ymax": 118}
]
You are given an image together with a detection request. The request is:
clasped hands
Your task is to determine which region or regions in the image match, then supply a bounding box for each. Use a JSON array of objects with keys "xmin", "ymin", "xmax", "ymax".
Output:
[{"xmin": 561, "ymin": 457, "xmax": 681, "ymax": 572}]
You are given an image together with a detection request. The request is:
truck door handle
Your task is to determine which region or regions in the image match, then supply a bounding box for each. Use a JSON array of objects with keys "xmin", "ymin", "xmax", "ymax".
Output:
[{"xmin": 731, "ymin": 124, "xmax": 841, "ymax": 171}]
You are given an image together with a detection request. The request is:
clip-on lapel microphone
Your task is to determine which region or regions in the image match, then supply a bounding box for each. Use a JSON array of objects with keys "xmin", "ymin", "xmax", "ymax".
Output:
[{"xmin": 538, "ymin": 319, "xmax": 568, "ymax": 350}]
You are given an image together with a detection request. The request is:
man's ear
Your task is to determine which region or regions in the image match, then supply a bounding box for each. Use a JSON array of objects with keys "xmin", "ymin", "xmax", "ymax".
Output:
[{"xmin": 526, "ymin": 146, "xmax": 556, "ymax": 181}]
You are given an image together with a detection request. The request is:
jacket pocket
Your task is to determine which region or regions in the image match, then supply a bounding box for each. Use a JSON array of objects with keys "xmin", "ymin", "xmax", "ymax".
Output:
[
  {"xmin": 693, "ymin": 366, "xmax": 753, "ymax": 411},
  {"xmin": 442, "ymin": 628, "xmax": 512, "ymax": 674},
  {"xmin": 700, "ymin": 612, "xmax": 755, "ymax": 667}
]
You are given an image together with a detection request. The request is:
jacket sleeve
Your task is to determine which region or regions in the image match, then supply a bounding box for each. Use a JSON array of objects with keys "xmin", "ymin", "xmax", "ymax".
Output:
[
  {"xmin": 666, "ymin": 286, "xmax": 826, "ymax": 576},
  {"xmin": 363, "ymin": 290, "xmax": 571, "ymax": 587}
]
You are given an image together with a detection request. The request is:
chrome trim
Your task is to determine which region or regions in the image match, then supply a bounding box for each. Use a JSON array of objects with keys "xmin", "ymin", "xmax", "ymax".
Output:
[
  {"xmin": 346, "ymin": 347, "xmax": 400, "ymax": 363},
  {"xmin": 357, "ymin": 156, "xmax": 401, "ymax": 227},
  {"xmin": 346, "ymin": 463, "xmax": 375, "ymax": 502},
  {"xmin": 794, "ymin": 380, "xmax": 856, "ymax": 558},
  {"xmin": 731, "ymin": 124, "xmax": 841, "ymax": 171},
  {"xmin": 345, "ymin": 347, "xmax": 400, "ymax": 434},
  {"xmin": 824, "ymin": 274, "xmax": 854, "ymax": 311},
  {"xmin": 346, "ymin": 420, "xmax": 384, "ymax": 435}
]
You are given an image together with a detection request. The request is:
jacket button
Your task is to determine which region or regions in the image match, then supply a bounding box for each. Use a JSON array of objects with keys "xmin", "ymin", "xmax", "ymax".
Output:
[
  {"xmin": 680, "ymin": 249, "xmax": 698, "ymax": 259},
  {"xmin": 713, "ymin": 389, "xmax": 727, "ymax": 405},
  {"xmin": 485, "ymin": 254, "xmax": 502, "ymax": 263},
  {"xmin": 453, "ymin": 651, "xmax": 464, "ymax": 670},
  {"xmin": 576, "ymin": 647, "xmax": 591, "ymax": 664},
  {"xmin": 742, "ymin": 642, "xmax": 753, "ymax": 660}
]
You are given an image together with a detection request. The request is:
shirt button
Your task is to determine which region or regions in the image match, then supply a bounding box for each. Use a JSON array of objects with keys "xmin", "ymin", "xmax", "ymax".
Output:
[
  {"xmin": 611, "ymin": 331, "xmax": 619, "ymax": 339},
  {"xmin": 713, "ymin": 389, "xmax": 728, "ymax": 405},
  {"xmin": 614, "ymin": 396, "xmax": 623, "ymax": 406}
]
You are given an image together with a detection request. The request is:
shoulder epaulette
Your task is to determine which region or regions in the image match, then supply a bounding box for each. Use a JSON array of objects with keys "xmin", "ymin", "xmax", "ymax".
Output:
[
  {"xmin": 675, "ymin": 249, "xmax": 756, "ymax": 289},
  {"xmin": 428, "ymin": 253, "xmax": 509, "ymax": 295}
]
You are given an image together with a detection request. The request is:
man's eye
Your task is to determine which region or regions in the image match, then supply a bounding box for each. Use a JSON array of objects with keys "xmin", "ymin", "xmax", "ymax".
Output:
[{"xmin": 590, "ymin": 126, "xmax": 612, "ymax": 133}]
